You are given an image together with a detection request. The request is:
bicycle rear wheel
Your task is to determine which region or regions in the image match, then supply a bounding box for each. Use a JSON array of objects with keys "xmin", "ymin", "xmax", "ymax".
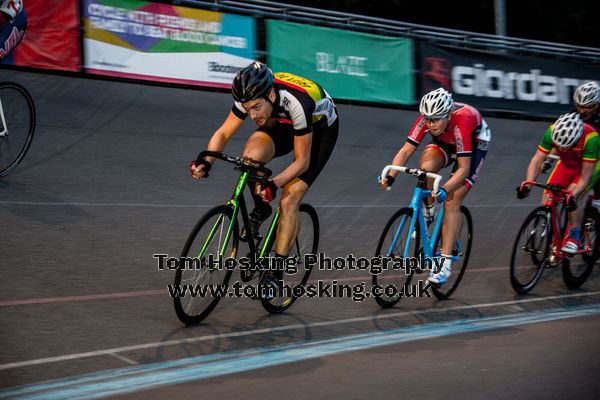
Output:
[
  {"xmin": 373, "ymin": 207, "xmax": 419, "ymax": 308},
  {"xmin": 0, "ymin": 82, "xmax": 35, "ymax": 178},
  {"xmin": 261, "ymin": 203, "xmax": 319, "ymax": 313},
  {"xmin": 432, "ymin": 206, "xmax": 473, "ymax": 299},
  {"xmin": 562, "ymin": 206, "xmax": 598, "ymax": 289},
  {"xmin": 173, "ymin": 205, "xmax": 238, "ymax": 325},
  {"xmin": 510, "ymin": 206, "xmax": 551, "ymax": 294}
]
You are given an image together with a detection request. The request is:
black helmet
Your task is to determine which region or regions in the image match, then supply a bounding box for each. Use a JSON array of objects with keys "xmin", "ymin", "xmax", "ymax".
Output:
[{"xmin": 232, "ymin": 61, "xmax": 274, "ymax": 103}]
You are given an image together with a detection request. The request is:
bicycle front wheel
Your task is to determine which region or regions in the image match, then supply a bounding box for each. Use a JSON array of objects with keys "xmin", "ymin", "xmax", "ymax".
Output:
[
  {"xmin": 0, "ymin": 82, "xmax": 36, "ymax": 178},
  {"xmin": 432, "ymin": 205, "xmax": 473, "ymax": 299},
  {"xmin": 373, "ymin": 207, "xmax": 419, "ymax": 308},
  {"xmin": 173, "ymin": 205, "xmax": 238, "ymax": 325},
  {"xmin": 261, "ymin": 203, "xmax": 319, "ymax": 313},
  {"xmin": 510, "ymin": 206, "xmax": 551, "ymax": 294},
  {"xmin": 562, "ymin": 206, "xmax": 598, "ymax": 289}
]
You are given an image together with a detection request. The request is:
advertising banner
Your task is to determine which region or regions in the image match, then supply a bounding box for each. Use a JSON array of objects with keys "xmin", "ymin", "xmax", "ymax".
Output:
[
  {"xmin": 267, "ymin": 20, "xmax": 414, "ymax": 104},
  {"xmin": 82, "ymin": 0, "xmax": 256, "ymax": 87},
  {"xmin": 5, "ymin": 0, "xmax": 81, "ymax": 71},
  {"xmin": 419, "ymin": 42, "xmax": 600, "ymax": 117}
]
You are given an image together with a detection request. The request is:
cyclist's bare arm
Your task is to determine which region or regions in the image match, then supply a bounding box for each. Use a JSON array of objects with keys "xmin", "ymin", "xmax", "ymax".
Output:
[
  {"xmin": 439, "ymin": 156, "xmax": 470, "ymax": 195},
  {"xmin": 206, "ymin": 111, "xmax": 244, "ymax": 155},
  {"xmin": 570, "ymin": 161, "xmax": 595, "ymax": 198},
  {"xmin": 525, "ymin": 150, "xmax": 547, "ymax": 185},
  {"xmin": 191, "ymin": 111, "xmax": 244, "ymax": 179}
]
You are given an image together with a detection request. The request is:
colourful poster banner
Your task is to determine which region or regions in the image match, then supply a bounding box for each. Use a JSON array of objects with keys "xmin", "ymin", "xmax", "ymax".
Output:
[
  {"xmin": 82, "ymin": 0, "xmax": 256, "ymax": 87},
  {"xmin": 266, "ymin": 20, "xmax": 414, "ymax": 104}
]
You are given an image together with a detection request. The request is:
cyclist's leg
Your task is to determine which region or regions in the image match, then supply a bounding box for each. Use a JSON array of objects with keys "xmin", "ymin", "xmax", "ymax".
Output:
[
  {"xmin": 276, "ymin": 178, "xmax": 309, "ymax": 255},
  {"xmin": 547, "ymin": 164, "xmax": 581, "ymax": 252},
  {"xmin": 568, "ymin": 162, "xmax": 600, "ymax": 230},
  {"xmin": 441, "ymin": 143, "xmax": 486, "ymax": 261},
  {"xmin": 418, "ymin": 143, "xmax": 448, "ymax": 219},
  {"xmin": 276, "ymin": 118, "xmax": 339, "ymax": 255},
  {"xmin": 542, "ymin": 160, "xmax": 566, "ymax": 205},
  {"xmin": 242, "ymin": 124, "xmax": 293, "ymax": 220},
  {"xmin": 418, "ymin": 143, "xmax": 447, "ymax": 174},
  {"xmin": 546, "ymin": 162, "xmax": 579, "ymax": 223},
  {"xmin": 242, "ymin": 131, "xmax": 276, "ymax": 164},
  {"xmin": 441, "ymin": 185, "xmax": 468, "ymax": 255}
]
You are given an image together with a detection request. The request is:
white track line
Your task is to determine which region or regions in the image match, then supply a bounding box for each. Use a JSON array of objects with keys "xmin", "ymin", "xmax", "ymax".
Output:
[
  {"xmin": 0, "ymin": 290, "xmax": 599, "ymax": 371},
  {"xmin": 107, "ymin": 353, "xmax": 138, "ymax": 366}
]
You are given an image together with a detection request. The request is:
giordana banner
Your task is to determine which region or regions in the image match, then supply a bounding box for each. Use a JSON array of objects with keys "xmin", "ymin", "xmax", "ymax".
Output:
[
  {"xmin": 419, "ymin": 42, "xmax": 600, "ymax": 117},
  {"xmin": 82, "ymin": 0, "xmax": 256, "ymax": 87}
]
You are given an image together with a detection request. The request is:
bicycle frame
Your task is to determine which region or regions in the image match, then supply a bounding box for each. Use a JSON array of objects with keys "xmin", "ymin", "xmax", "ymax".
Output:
[
  {"xmin": 194, "ymin": 155, "xmax": 284, "ymax": 274},
  {"xmin": 521, "ymin": 180, "xmax": 592, "ymax": 264},
  {"xmin": 381, "ymin": 166, "xmax": 460, "ymax": 262}
]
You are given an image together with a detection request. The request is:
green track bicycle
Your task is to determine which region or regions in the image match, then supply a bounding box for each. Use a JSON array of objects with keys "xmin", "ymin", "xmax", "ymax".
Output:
[{"xmin": 173, "ymin": 151, "xmax": 319, "ymax": 325}]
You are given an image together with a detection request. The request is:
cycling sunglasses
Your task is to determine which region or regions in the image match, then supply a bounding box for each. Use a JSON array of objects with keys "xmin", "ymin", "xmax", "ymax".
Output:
[{"xmin": 423, "ymin": 114, "xmax": 448, "ymax": 123}]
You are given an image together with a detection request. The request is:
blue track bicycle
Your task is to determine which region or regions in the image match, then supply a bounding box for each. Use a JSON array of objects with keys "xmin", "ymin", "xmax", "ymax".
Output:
[{"xmin": 373, "ymin": 166, "xmax": 473, "ymax": 307}]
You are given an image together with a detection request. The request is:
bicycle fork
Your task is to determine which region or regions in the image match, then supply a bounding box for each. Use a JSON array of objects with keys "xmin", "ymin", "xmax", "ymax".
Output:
[{"xmin": 0, "ymin": 99, "xmax": 7, "ymax": 137}]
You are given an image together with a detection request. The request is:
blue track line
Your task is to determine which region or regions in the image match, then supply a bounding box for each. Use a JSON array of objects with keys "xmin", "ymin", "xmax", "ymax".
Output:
[{"xmin": 2, "ymin": 303, "xmax": 599, "ymax": 400}]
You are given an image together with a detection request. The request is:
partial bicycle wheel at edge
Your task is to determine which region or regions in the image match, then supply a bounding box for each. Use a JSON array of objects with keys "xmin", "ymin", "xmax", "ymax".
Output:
[
  {"xmin": 261, "ymin": 203, "xmax": 319, "ymax": 314},
  {"xmin": 562, "ymin": 206, "xmax": 598, "ymax": 289},
  {"xmin": 373, "ymin": 207, "xmax": 419, "ymax": 308},
  {"xmin": 510, "ymin": 206, "xmax": 551, "ymax": 294},
  {"xmin": 173, "ymin": 205, "xmax": 238, "ymax": 325},
  {"xmin": 432, "ymin": 205, "xmax": 473, "ymax": 299},
  {"xmin": 0, "ymin": 82, "xmax": 36, "ymax": 178}
]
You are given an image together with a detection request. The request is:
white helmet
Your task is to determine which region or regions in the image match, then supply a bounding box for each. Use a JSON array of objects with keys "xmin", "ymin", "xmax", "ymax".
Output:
[
  {"xmin": 419, "ymin": 88, "xmax": 454, "ymax": 117},
  {"xmin": 552, "ymin": 112, "xmax": 584, "ymax": 149},
  {"xmin": 573, "ymin": 81, "xmax": 600, "ymax": 107}
]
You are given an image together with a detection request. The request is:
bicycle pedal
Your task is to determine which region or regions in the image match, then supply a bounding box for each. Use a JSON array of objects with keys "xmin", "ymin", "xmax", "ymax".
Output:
[{"xmin": 239, "ymin": 227, "xmax": 262, "ymax": 243}]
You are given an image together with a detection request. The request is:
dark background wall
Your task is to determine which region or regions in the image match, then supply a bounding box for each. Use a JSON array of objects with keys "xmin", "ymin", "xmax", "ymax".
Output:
[{"xmin": 280, "ymin": 0, "xmax": 599, "ymax": 48}]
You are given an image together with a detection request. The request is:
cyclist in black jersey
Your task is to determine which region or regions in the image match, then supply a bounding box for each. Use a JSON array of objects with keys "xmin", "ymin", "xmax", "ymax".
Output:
[{"xmin": 191, "ymin": 61, "xmax": 338, "ymax": 260}]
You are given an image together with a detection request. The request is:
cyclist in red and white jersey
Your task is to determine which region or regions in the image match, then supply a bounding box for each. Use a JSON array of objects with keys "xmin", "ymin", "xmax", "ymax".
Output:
[
  {"xmin": 0, "ymin": 0, "xmax": 26, "ymax": 62},
  {"xmin": 379, "ymin": 88, "xmax": 491, "ymax": 285}
]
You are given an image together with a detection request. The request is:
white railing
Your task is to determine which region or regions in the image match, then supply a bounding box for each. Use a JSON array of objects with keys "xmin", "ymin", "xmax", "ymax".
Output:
[{"xmin": 176, "ymin": 0, "xmax": 600, "ymax": 62}]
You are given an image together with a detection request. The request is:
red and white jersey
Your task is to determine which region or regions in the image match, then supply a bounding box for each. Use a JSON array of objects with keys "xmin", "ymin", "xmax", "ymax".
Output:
[
  {"xmin": 0, "ymin": 0, "xmax": 23, "ymax": 19},
  {"xmin": 407, "ymin": 103, "xmax": 488, "ymax": 157}
]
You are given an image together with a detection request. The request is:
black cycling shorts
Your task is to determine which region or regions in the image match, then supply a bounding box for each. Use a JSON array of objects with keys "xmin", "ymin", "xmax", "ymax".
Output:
[
  {"xmin": 425, "ymin": 140, "xmax": 488, "ymax": 189},
  {"xmin": 257, "ymin": 118, "xmax": 339, "ymax": 187}
]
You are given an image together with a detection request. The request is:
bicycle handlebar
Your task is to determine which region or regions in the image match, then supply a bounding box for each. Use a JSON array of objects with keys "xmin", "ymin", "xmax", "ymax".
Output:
[
  {"xmin": 196, "ymin": 151, "xmax": 272, "ymax": 178},
  {"xmin": 519, "ymin": 180, "xmax": 569, "ymax": 197},
  {"xmin": 381, "ymin": 165, "xmax": 442, "ymax": 192}
]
